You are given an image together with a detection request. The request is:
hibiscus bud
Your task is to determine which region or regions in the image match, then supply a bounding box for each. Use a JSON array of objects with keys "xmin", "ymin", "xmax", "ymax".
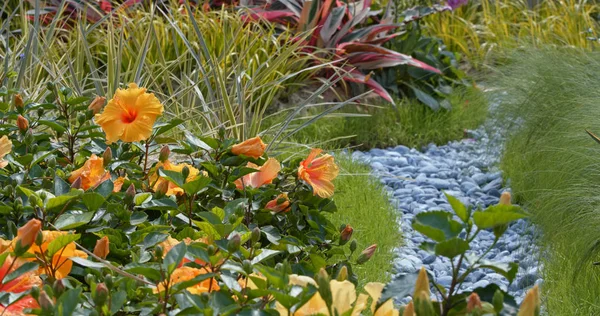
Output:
[
  {"xmin": 71, "ymin": 177, "xmax": 82, "ymax": 189},
  {"xmin": 403, "ymin": 301, "xmax": 415, "ymax": 316},
  {"xmin": 17, "ymin": 115, "xmax": 29, "ymax": 132},
  {"xmin": 88, "ymin": 96, "xmax": 106, "ymax": 115},
  {"xmin": 24, "ymin": 129, "xmax": 34, "ymax": 145},
  {"xmin": 77, "ymin": 113, "xmax": 86, "ymax": 125},
  {"xmin": 38, "ymin": 291, "xmax": 54, "ymax": 311},
  {"xmin": 93, "ymin": 236, "xmax": 110, "ymax": 259},
  {"xmin": 30, "ymin": 286, "xmax": 40, "ymax": 300},
  {"xmin": 155, "ymin": 180, "xmax": 168, "ymax": 197},
  {"xmin": 35, "ymin": 230, "xmax": 43, "ymax": 246},
  {"xmin": 29, "ymin": 194, "xmax": 40, "ymax": 208},
  {"xmin": 14, "ymin": 94, "xmax": 24, "ymax": 109},
  {"xmin": 356, "ymin": 244, "xmax": 377, "ymax": 264},
  {"xmin": 53, "ymin": 279, "xmax": 66, "ymax": 296},
  {"xmin": 242, "ymin": 259, "xmax": 253, "ymax": 274},
  {"xmin": 47, "ymin": 156, "xmax": 56, "ymax": 168},
  {"xmin": 159, "ymin": 145, "xmax": 170, "ymax": 162},
  {"xmin": 414, "ymin": 267, "xmax": 431, "ymax": 301},
  {"xmin": 154, "ymin": 245, "xmax": 163, "ymax": 259},
  {"xmin": 104, "ymin": 275, "xmax": 114, "ymax": 289},
  {"xmin": 102, "ymin": 147, "xmax": 112, "ymax": 167},
  {"xmin": 94, "ymin": 283, "xmax": 109, "ymax": 307},
  {"xmin": 16, "ymin": 218, "xmax": 42, "ymax": 249},
  {"xmin": 467, "ymin": 293, "xmax": 483, "ymax": 313},
  {"xmin": 350, "ymin": 240, "xmax": 357, "ymax": 253},
  {"xmin": 125, "ymin": 183, "xmax": 136, "ymax": 204},
  {"xmin": 182, "ymin": 166, "xmax": 190, "ymax": 181},
  {"xmin": 251, "ymin": 227, "xmax": 261, "ymax": 243},
  {"xmin": 499, "ymin": 191, "xmax": 511, "ymax": 205},
  {"xmin": 207, "ymin": 245, "xmax": 216, "ymax": 256},
  {"xmin": 227, "ymin": 234, "xmax": 241, "ymax": 253},
  {"xmin": 336, "ymin": 265, "xmax": 348, "ymax": 281},
  {"xmin": 340, "ymin": 224, "xmax": 353, "ymax": 245}
]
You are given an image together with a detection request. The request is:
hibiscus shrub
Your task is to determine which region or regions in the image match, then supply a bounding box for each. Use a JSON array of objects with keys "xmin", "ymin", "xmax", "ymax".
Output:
[{"xmin": 0, "ymin": 82, "xmax": 382, "ymax": 314}]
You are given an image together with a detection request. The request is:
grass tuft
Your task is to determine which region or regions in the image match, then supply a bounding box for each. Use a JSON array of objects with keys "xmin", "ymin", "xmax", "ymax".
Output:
[{"xmin": 497, "ymin": 47, "xmax": 600, "ymax": 315}]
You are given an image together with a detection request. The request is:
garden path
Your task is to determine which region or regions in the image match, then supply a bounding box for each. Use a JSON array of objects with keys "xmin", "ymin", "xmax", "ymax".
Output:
[{"xmin": 351, "ymin": 95, "xmax": 542, "ymax": 304}]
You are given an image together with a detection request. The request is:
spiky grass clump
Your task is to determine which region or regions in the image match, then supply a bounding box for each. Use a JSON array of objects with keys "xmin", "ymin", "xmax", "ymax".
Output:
[{"xmin": 498, "ymin": 48, "xmax": 600, "ymax": 315}]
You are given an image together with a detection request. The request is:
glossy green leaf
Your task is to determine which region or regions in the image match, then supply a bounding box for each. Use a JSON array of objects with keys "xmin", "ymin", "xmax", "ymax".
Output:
[
  {"xmin": 412, "ymin": 211, "xmax": 462, "ymax": 242},
  {"xmin": 434, "ymin": 237, "xmax": 469, "ymax": 258},
  {"xmin": 444, "ymin": 193, "xmax": 468, "ymax": 222},
  {"xmin": 82, "ymin": 192, "xmax": 105, "ymax": 212},
  {"xmin": 54, "ymin": 212, "xmax": 95, "ymax": 230},
  {"xmin": 473, "ymin": 205, "xmax": 529, "ymax": 229},
  {"xmin": 47, "ymin": 233, "xmax": 81, "ymax": 257}
]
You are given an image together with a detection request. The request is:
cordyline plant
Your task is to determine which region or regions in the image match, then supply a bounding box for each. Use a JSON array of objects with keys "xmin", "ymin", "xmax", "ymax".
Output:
[
  {"xmin": 0, "ymin": 83, "xmax": 380, "ymax": 314},
  {"xmin": 380, "ymin": 192, "xmax": 540, "ymax": 315},
  {"xmin": 242, "ymin": 0, "xmax": 454, "ymax": 104}
]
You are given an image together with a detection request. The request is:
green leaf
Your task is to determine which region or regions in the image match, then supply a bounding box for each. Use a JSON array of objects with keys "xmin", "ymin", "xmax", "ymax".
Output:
[
  {"xmin": 170, "ymin": 273, "xmax": 217, "ymax": 293},
  {"xmin": 478, "ymin": 261, "xmax": 519, "ymax": 283},
  {"xmin": 164, "ymin": 242, "xmax": 187, "ymax": 274},
  {"xmin": 143, "ymin": 232, "xmax": 169, "ymax": 249},
  {"xmin": 46, "ymin": 191, "xmax": 81, "ymax": 213},
  {"xmin": 182, "ymin": 177, "xmax": 211, "ymax": 195},
  {"xmin": 434, "ymin": 237, "xmax": 469, "ymax": 258},
  {"xmin": 134, "ymin": 193, "xmax": 152, "ymax": 206},
  {"xmin": 70, "ymin": 257, "xmax": 105, "ymax": 269},
  {"xmin": 153, "ymin": 119, "xmax": 184, "ymax": 137},
  {"xmin": 110, "ymin": 290, "xmax": 128, "ymax": 314},
  {"xmin": 3, "ymin": 262, "xmax": 38, "ymax": 284},
  {"xmin": 54, "ymin": 175, "xmax": 71, "ymax": 196},
  {"xmin": 54, "ymin": 288, "xmax": 82, "ymax": 316},
  {"xmin": 94, "ymin": 180, "xmax": 114, "ymax": 197},
  {"xmin": 444, "ymin": 193, "xmax": 468, "ymax": 222},
  {"xmin": 251, "ymin": 249, "xmax": 281, "ymax": 265},
  {"xmin": 472, "ymin": 205, "xmax": 529, "ymax": 229},
  {"xmin": 412, "ymin": 86, "xmax": 440, "ymax": 111},
  {"xmin": 261, "ymin": 226, "xmax": 281, "ymax": 245},
  {"xmin": 130, "ymin": 211, "xmax": 148, "ymax": 225},
  {"xmin": 47, "ymin": 233, "xmax": 81, "ymax": 257},
  {"xmin": 412, "ymin": 211, "xmax": 463, "ymax": 242},
  {"xmin": 82, "ymin": 192, "xmax": 105, "ymax": 212},
  {"xmin": 30, "ymin": 150, "xmax": 55, "ymax": 168},
  {"xmin": 38, "ymin": 120, "xmax": 67, "ymax": 133},
  {"xmin": 66, "ymin": 96, "xmax": 89, "ymax": 105},
  {"xmin": 140, "ymin": 198, "xmax": 178, "ymax": 211},
  {"xmin": 158, "ymin": 169, "xmax": 185, "ymax": 188},
  {"xmin": 126, "ymin": 264, "xmax": 162, "ymax": 282},
  {"xmin": 194, "ymin": 221, "xmax": 221, "ymax": 239},
  {"xmin": 54, "ymin": 212, "xmax": 95, "ymax": 230}
]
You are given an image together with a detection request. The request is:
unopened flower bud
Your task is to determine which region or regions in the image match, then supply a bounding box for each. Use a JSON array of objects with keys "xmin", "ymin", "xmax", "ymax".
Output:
[
  {"xmin": 14, "ymin": 94, "xmax": 24, "ymax": 109},
  {"xmin": 47, "ymin": 157, "xmax": 56, "ymax": 168},
  {"xmin": 30, "ymin": 286, "xmax": 40, "ymax": 300},
  {"xmin": 403, "ymin": 301, "xmax": 415, "ymax": 316},
  {"xmin": 518, "ymin": 285, "xmax": 540, "ymax": 316},
  {"xmin": 207, "ymin": 245, "xmax": 216, "ymax": 256},
  {"xmin": 499, "ymin": 191, "xmax": 511, "ymax": 205},
  {"xmin": 24, "ymin": 129, "xmax": 34, "ymax": 145},
  {"xmin": 17, "ymin": 115, "xmax": 29, "ymax": 132},
  {"xmin": 340, "ymin": 225, "xmax": 353, "ymax": 245},
  {"xmin": 94, "ymin": 283, "xmax": 109, "ymax": 307},
  {"xmin": 159, "ymin": 145, "xmax": 170, "ymax": 162},
  {"xmin": 251, "ymin": 227, "xmax": 261, "ymax": 244},
  {"xmin": 38, "ymin": 290, "xmax": 54, "ymax": 311},
  {"xmin": 93, "ymin": 236, "xmax": 110, "ymax": 259},
  {"xmin": 413, "ymin": 267, "xmax": 431, "ymax": 301},
  {"xmin": 77, "ymin": 113, "xmax": 86, "ymax": 125},
  {"xmin": 125, "ymin": 183, "xmax": 136, "ymax": 204},
  {"xmin": 154, "ymin": 245, "xmax": 163, "ymax": 259},
  {"xmin": 104, "ymin": 275, "xmax": 113, "ymax": 289},
  {"xmin": 102, "ymin": 147, "xmax": 112, "ymax": 167},
  {"xmin": 181, "ymin": 166, "xmax": 190, "ymax": 181},
  {"xmin": 356, "ymin": 244, "xmax": 377, "ymax": 264},
  {"xmin": 53, "ymin": 279, "xmax": 65, "ymax": 296},
  {"xmin": 35, "ymin": 230, "xmax": 43, "ymax": 246},
  {"xmin": 88, "ymin": 96, "xmax": 106, "ymax": 115},
  {"xmin": 29, "ymin": 194, "xmax": 40, "ymax": 208},
  {"xmin": 242, "ymin": 259, "xmax": 253, "ymax": 274},
  {"xmin": 336, "ymin": 265, "xmax": 348, "ymax": 281},
  {"xmin": 350, "ymin": 240, "xmax": 357, "ymax": 253},
  {"xmin": 16, "ymin": 218, "xmax": 42, "ymax": 249},
  {"xmin": 227, "ymin": 234, "xmax": 241, "ymax": 253},
  {"xmin": 155, "ymin": 180, "xmax": 168, "ymax": 197},
  {"xmin": 467, "ymin": 293, "xmax": 483, "ymax": 312},
  {"xmin": 71, "ymin": 177, "xmax": 82, "ymax": 189}
]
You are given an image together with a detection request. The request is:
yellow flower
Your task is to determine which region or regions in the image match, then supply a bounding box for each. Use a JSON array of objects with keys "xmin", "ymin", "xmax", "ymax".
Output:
[
  {"xmin": 15, "ymin": 218, "xmax": 42, "ymax": 249},
  {"xmin": 298, "ymin": 149, "xmax": 339, "ymax": 198},
  {"xmin": 364, "ymin": 282, "xmax": 400, "ymax": 316},
  {"xmin": 231, "ymin": 136, "xmax": 267, "ymax": 158},
  {"xmin": 68, "ymin": 154, "xmax": 111, "ymax": 191},
  {"xmin": 112, "ymin": 176, "xmax": 127, "ymax": 192},
  {"xmin": 154, "ymin": 267, "xmax": 219, "ymax": 294},
  {"xmin": 0, "ymin": 135, "xmax": 12, "ymax": 169},
  {"xmin": 276, "ymin": 275, "xmax": 366, "ymax": 316},
  {"xmin": 28, "ymin": 231, "xmax": 87, "ymax": 279},
  {"xmin": 151, "ymin": 160, "xmax": 201, "ymax": 196},
  {"xmin": 235, "ymin": 158, "xmax": 281, "ymax": 189},
  {"xmin": 95, "ymin": 83, "xmax": 164, "ymax": 144},
  {"xmin": 518, "ymin": 285, "xmax": 540, "ymax": 316}
]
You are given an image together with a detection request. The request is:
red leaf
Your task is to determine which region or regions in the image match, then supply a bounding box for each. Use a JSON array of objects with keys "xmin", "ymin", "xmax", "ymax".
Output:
[{"xmin": 342, "ymin": 68, "xmax": 394, "ymax": 103}]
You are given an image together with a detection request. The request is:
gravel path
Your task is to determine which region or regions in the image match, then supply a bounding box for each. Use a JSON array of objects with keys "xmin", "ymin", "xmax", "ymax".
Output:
[{"xmin": 351, "ymin": 101, "xmax": 542, "ymax": 304}]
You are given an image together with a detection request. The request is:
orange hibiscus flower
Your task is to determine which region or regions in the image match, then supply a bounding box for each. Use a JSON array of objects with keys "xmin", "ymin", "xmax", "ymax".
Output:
[
  {"xmin": 154, "ymin": 266, "xmax": 219, "ymax": 294},
  {"xmin": 28, "ymin": 231, "xmax": 87, "ymax": 279},
  {"xmin": 234, "ymin": 158, "xmax": 281, "ymax": 189},
  {"xmin": 95, "ymin": 83, "xmax": 164, "ymax": 144},
  {"xmin": 68, "ymin": 154, "xmax": 111, "ymax": 191},
  {"xmin": 231, "ymin": 136, "xmax": 266, "ymax": 158},
  {"xmin": 0, "ymin": 135, "xmax": 12, "ymax": 169},
  {"xmin": 298, "ymin": 149, "xmax": 339, "ymax": 198},
  {"xmin": 151, "ymin": 160, "xmax": 202, "ymax": 196},
  {"xmin": 0, "ymin": 256, "xmax": 42, "ymax": 316}
]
